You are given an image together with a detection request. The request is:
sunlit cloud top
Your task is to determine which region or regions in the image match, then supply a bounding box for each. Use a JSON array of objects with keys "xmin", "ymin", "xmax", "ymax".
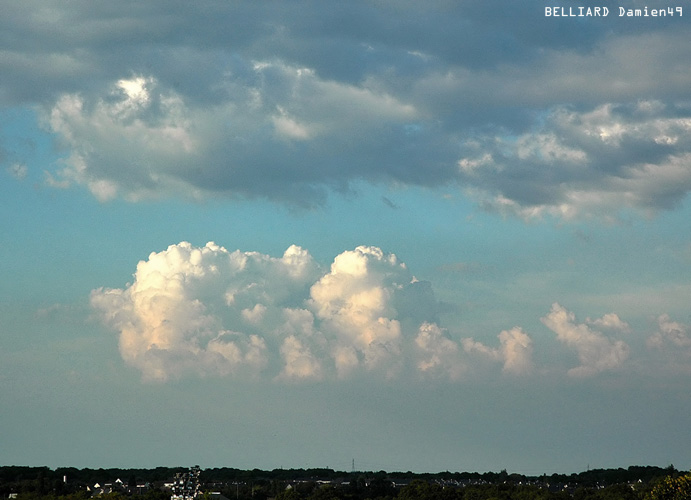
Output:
[{"xmin": 91, "ymin": 241, "xmax": 690, "ymax": 384}]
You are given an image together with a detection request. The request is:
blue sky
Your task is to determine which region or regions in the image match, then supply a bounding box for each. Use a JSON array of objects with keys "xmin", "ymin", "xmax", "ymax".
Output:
[{"xmin": 2, "ymin": 0, "xmax": 691, "ymax": 475}]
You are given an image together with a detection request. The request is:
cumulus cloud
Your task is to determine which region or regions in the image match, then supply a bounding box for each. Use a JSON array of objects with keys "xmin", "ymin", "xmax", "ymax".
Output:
[
  {"xmin": 647, "ymin": 314, "xmax": 691, "ymax": 350},
  {"xmin": 498, "ymin": 327, "xmax": 534, "ymax": 375},
  {"xmin": 90, "ymin": 241, "xmax": 320, "ymax": 381},
  {"xmin": 540, "ymin": 303, "xmax": 630, "ymax": 377},
  {"xmin": 91, "ymin": 242, "xmax": 451, "ymax": 382},
  {"xmin": 92, "ymin": 242, "xmax": 656, "ymax": 382},
  {"xmin": 44, "ymin": 65, "xmax": 421, "ymax": 207},
  {"xmin": 46, "ymin": 77, "xmax": 198, "ymax": 202},
  {"xmin": 458, "ymin": 102, "xmax": 691, "ymax": 220},
  {"xmin": 277, "ymin": 335, "xmax": 323, "ymax": 381},
  {"xmin": 415, "ymin": 322, "xmax": 465, "ymax": 381},
  {"xmin": 42, "ymin": 73, "xmax": 691, "ymax": 218},
  {"xmin": 462, "ymin": 327, "xmax": 534, "ymax": 376},
  {"xmin": 309, "ymin": 246, "xmax": 410, "ymax": 377},
  {"xmin": 0, "ymin": 2, "xmax": 685, "ymax": 218},
  {"xmin": 587, "ymin": 313, "xmax": 631, "ymax": 333},
  {"xmin": 644, "ymin": 315, "xmax": 691, "ymax": 374}
]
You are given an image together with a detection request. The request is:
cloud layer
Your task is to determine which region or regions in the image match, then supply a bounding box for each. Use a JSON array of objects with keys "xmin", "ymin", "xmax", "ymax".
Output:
[
  {"xmin": 458, "ymin": 102, "xmax": 691, "ymax": 219},
  {"xmin": 46, "ymin": 69, "xmax": 422, "ymax": 206},
  {"xmin": 91, "ymin": 241, "xmax": 683, "ymax": 383},
  {"xmin": 2, "ymin": 1, "xmax": 689, "ymax": 218}
]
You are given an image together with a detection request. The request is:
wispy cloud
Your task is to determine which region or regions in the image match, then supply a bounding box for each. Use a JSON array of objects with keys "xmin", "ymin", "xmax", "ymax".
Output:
[{"xmin": 6, "ymin": 163, "xmax": 28, "ymax": 180}]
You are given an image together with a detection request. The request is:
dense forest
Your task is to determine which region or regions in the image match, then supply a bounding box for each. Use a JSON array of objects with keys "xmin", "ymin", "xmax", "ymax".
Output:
[{"xmin": 0, "ymin": 465, "xmax": 688, "ymax": 500}]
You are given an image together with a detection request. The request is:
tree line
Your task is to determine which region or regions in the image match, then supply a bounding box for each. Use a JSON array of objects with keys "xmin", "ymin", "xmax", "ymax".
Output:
[{"xmin": 0, "ymin": 465, "xmax": 688, "ymax": 500}]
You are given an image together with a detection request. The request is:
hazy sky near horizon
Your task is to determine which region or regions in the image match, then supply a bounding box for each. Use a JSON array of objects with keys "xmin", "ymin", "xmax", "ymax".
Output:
[{"xmin": 2, "ymin": 0, "xmax": 691, "ymax": 475}]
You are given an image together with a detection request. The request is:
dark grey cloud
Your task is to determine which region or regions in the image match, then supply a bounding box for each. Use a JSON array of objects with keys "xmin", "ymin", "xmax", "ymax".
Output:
[
  {"xmin": 458, "ymin": 100, "xmax": 691, "ymax": 217},
  {"xmin": 3, "ymin": 0, "xmax": 691, "ymax": 217},
  {"xmin": 2, "ymin": 0, "xmax": 682, "ymax": 103}
]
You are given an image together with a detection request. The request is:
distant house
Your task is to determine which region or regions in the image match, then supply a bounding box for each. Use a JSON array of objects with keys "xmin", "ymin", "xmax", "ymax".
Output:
[{"xmin": 88, "ymin": 479, "xmax": 128, "ymax": 496}]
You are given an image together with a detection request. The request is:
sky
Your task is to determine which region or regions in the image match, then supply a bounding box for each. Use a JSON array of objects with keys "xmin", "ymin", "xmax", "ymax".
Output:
[{"xmin": 1, "ymin": 0, "xmax": 691, "ymax": 476}]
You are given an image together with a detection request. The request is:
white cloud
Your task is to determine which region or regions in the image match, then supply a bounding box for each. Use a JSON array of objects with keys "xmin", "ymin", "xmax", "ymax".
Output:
[
  {"xmin": 46, "ymin": 78, "xmax": 198, "ymax": 202},
  {"xmin": 277, "ymin": 335, "xmax": 323, "ymax": 381},
  {"xmin": 498, "ymin": 327, "xmax": 534, "ymax": 375},
  {"xmin": 415, "ymin": 322, "xmax": 465, "ymax": 380},
  {"xmin": 206, "ymin": 332, "xmax": 268, "ymax": 378},
  {"xmin": 541, "ymin": 303, "xmax": 630, "ymax": 377},
  {"xmin": 91, "ymin": 241, "xmax": 447, "ymax": 382},
  {"xmin": 116, "ymin": 76, "xmax": 151, "ymax": 109},
  {"xmin": 93, "ymin": 243, "xmax": 676, "ymax": 383},
  {"xmin": 462, "ymin": 337, "xmax": 500, "ymax": 361},
  {"xmin": 586, "ymin": 313, "xmax": 631, "ymax": 333},
  {"xmin": 645, "ymin": 315, "xmax": 691, "ymax": 374},
  {"xmin": 273, "ymin": 307, "xmax": 327, "ymax": 380},
  {"xmin": 242, "ymin": 303, "xmax": 267, "ymax": 325},
  {"xmin": 90, "ymin": 241, "xmax": 320, "ymax": 381},
  {"xmin": 331, "ymin": 345, "xmax": 360, "ymax": 379},
  {"xmin": 309, "ymin": 246, "xmax": 409, "ymax": 376},
  {"xmin": 462, "ymin": 327, "xmax": 533, "ymax": 376},
  {"xmin": 647, "ymin": 314, "xmax": 691, "ymax": 350}
]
